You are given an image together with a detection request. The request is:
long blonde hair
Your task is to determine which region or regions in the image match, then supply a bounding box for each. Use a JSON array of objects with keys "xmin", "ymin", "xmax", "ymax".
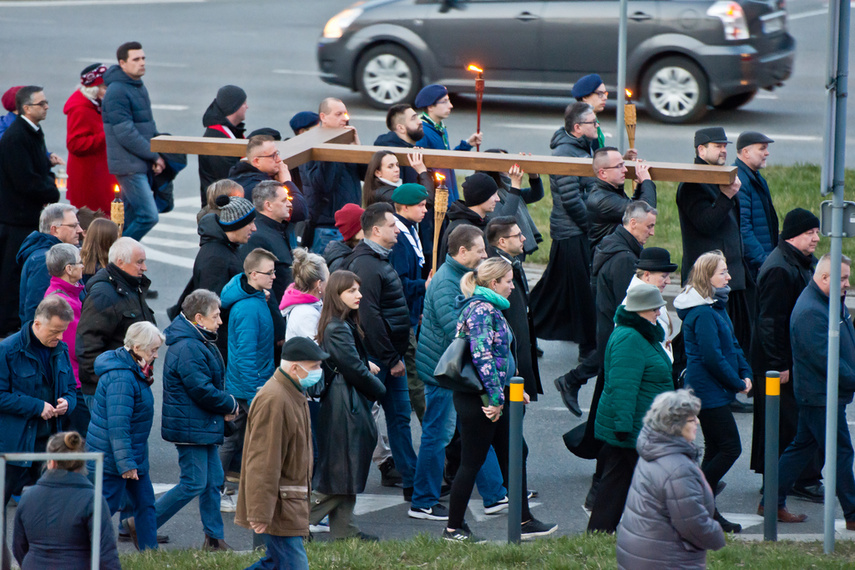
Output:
[
  {"xmin": 686, "ymin": 250, "xmax": 726, "ymax": 299},
  {"xmin": 460, "ymin": 257, "xmax": 512, "ymax": 298}
]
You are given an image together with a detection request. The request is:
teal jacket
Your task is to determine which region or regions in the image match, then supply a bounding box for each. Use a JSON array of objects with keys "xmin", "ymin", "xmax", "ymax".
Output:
[
  {"xmin": 595, "ymin": 306, "xmax": 673, "ymax": 448},
  {"xmin": 221, "ymin": 273, "xmax": 274, "ymax": 402}
]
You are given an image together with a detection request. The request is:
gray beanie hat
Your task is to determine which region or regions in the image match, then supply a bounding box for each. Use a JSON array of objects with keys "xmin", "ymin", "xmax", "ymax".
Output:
[
  {"xmin": 215, "ymin": 195, "xmax": 255, "ymax": 231},
  {"xmin": 216, "ymin": 85, "xmax": 247, "ymax": 116},
  {"xmin": 625, "ymin": 283, "xmax": 666, "ymax": 313}
]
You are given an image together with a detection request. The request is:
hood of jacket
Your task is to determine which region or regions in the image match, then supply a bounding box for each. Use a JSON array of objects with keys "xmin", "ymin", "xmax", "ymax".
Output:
[
  {"xmin": 446, "ymin": 201, "xmax": 485, "ymax": 225},
  {"xmin": 614, "ymin": 305, "xmax": 665, "ymax": 344},
  {"xmin": 323, "ymin": 239, "xmax": 353, "ymax": 268},
  {"xmin": 63, "ymin": 89, "xmax": 97, "ymax": 115},
  {"xmin": 228, "ymin": 159, "xmax": 265, "ymax": 179},
  {"xmin": 84, "ymin": 262, "xmax": 151, "ymax": 296},
  {"xmin": 164, "ymin": 313, "xmax": 211, "ymax": 347},
  {"xmin": 636, "ymin": 424, "xmax": 701, "ymax": 463},
  {"xmin": 673, "ymin": 286, "xmax": 713, "ymax": 316},
  {"xmin": 202, "ymin": 98, "xmax": 244, "ymax": 131},
  {"xmin": 374, "ymin": 130, "xmax": 415, "ymax": 149},
  {"xmin": 220, "ymin": 272, "xmax": 264, "ymax": 310},
  {"xmin": 198, "ymin": 212, "xmax": 237, "ymax": 249},
  {"xmin": 103, "ymin": 64, "xmax": 142, "ymax": 88},
  {"xmin": 591, "ymin": 226, "xmax": 639, "ymax": 277},
  {"xmin": 550, "ymin": 127, "xmax": 592, "ymax": 155},
  {"xmin": 93, "ymin": 346, "xmax": 143, "ymax": 378},
  {"xmin": 48, "ymin": 275, "xmax": 85, "ymax": 298},
  {"xmin": 16, "ymin": 231, "xmax": 60, "ymax": 266},
  {"xmin": 279, "ymin": 284, "xmax": 321, "ymax": 312}
]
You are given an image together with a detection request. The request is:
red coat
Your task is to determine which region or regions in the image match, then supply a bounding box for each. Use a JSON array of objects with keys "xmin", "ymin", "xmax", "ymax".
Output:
[{"xmin": 63, "ymin": 90, "xmax": 116, "ymax": 214}]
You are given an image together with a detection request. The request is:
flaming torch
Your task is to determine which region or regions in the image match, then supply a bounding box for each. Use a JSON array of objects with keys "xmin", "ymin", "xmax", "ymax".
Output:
[
  {"xmin": 467, "ymin": 64, "xmax": 484, "ymax": 151},
  {"xmin": 624, "ymin": 89, "xmax": 636, "ymax": 150},
  {"xmin": 111, "ymin": 184, "xmax": 124, "ymax": 236},
  {"xmin": 432, "ymin": 172, "xmax": 449, "ymax": 272}
]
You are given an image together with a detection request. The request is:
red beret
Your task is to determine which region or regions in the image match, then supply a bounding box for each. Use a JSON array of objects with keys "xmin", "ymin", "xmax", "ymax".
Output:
[
  {"xmin": 335, "ymin": 203, "xmax": 365, "ymax": 242},
  {"xmin": 2, "ymin": 86, "xmax": 23, "ymax": 113}
]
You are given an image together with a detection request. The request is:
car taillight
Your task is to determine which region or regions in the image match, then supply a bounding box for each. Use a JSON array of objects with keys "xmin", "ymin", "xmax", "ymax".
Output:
[{"xmin": 707, "ymin": 1, "xmax": 750, "ymax": 40}]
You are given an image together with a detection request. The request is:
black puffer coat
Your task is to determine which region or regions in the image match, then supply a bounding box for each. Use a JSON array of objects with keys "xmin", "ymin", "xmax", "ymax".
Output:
[
  {"xmin": 324, "ymin": 240, "xmax": 354, "ymax": 273},
  {"xmin": 548, "ymin": 128, "xmax": 596, "ymax": 242},
  {"xmin": 617, "ymin": 426, "xmax": 725, "ymax": 569},
  {"xmin": 345, "ymin": 241, "xmax": 411, "ymax": 368},
  {"xmin": 198, "ymin": 101, "xmax": 245, "ymax": 199},
  {"xmin": 587, "ymin": 178, "xmax": 656, "ymax": 250},
  {"xmin": 314, "ymin": 317, "xmax": 386, "ymax": 495},
  {"xmin": 592, "ymin": 225, "xmax": 642, "ymax": 356},
  {"xmin": 437, "ymin": 201, "xmax": 487, "ymax": 266}
]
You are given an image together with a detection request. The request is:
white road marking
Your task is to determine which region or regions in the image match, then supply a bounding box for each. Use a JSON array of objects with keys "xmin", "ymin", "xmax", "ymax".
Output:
[
  {"xmin": 141, "ymin": 236, "xmax": 199, "ymax": 249},
  {"xmin": 497, "ymin": 123, "xmax": 559, "ymax": 131},
  {"xmin": 149, "ymin": 222, "xmax": 198, "ymax": 235},
  {"xmin": 2, "ymin": 0, "xmax": 203, "ymax": 7},
  {"xmin": 159, "ymin": 211, "xmax": 200, "ymax": 222},
  {"xmin": 721, "ymin": 512, "xmax": 763, "ymax": 529},
  {"xmin": 151, "ymin": 104, "xmax": 189, "ymax": 111},
  {"xmin": 755, "ymin": 93, "xmax": 778, "ymax": 100},
  {"xmin": 789, "ymin": 8, "xmax": 829, "ymax": 20},
  {"xmin": 152, "ymin": 483, "xmax": 176, "ymax": 495},
  {"xmin": 349, "ymin": 115, "xmax": 387, "ymax": 122},
  {"xmin": 143, "ymin": 246, "xmax": 195, "ymax": 269},
  {"xmin": 173, "ymin": 197, "xmax": 202, "ymax": 208},
  {"xmin": 353, "ymin": 493, "xmax": 406, "ymax": 516},
  {"xmin": 272, "ymin": 69, "xmax": 322, "ymax": 76}
]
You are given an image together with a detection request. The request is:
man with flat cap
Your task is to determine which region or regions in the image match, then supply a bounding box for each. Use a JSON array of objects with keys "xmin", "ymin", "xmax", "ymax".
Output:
[
  {"xmin": 622, "ymin": 247, "xmax": 678, "ymax": 361},
  {"xmin": 735, "ymin": 131, "xmax": 778, "ymax": 279},
  {"xmin": 677, "ymin": 127, "xmax": 755, "ymax": 358},
  {"xmin": 199, "ymin": 85, "xmax": 248, "ymax": 206},
  {"xmin": 750, "ymin": 208, "xmax": 824, "ymax": 502},
  {"xmin": 390, "ymin": 183, "xmax": 431, "ymax": 422},
  {"xmin": 235, "ymin": 336, "xmax": 329, "ymax": 570},
  {"xmin": 414, "ymin": 84, "xmax": 482, "ymax": 204}
]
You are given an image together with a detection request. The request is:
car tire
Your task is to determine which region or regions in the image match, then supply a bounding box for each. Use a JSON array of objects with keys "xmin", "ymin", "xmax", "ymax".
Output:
[
  {"xmin": 356, "ymin": 44, "xmax": 421, "ymax": 109},
  {"xmin": 642, "ymin": 57, "xmax": 709, "ymax": 124},
  {"xmin": 713, "ymin": 90, "xmax": 758, "ymax": 111}
]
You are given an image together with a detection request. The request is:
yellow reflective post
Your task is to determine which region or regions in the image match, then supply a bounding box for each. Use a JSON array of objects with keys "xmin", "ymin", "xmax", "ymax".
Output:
[
  {"xmin": 508, "ymin": 377, "xmax": 524, "ymax": 544},
  {"xmin": 764, "ymin": 370, "xmax": 781, "ymax": 541}
]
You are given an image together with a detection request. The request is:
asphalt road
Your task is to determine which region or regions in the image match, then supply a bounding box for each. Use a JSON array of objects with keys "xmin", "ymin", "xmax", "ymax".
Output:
[{"xmin": 2, "ymin": 0, "xmax": 855, "ymax": 553}]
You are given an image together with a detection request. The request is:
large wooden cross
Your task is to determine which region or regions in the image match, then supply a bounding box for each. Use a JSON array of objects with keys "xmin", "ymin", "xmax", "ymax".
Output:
[{"xmin": 151, "ymin": 127, "xmax": 736, "ymax": 184}]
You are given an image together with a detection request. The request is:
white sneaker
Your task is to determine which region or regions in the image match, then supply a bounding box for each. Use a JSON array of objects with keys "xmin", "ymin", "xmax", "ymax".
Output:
[
  {"xmin": 309, "ymin": 515, "xmax": 330, "ymax": 533},
  {"xmin": 220, "ymin": 492, "xmax": 236, "ymax": 513}
]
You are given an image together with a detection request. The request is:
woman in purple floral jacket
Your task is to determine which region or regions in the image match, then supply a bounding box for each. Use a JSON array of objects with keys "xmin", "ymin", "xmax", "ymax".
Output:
[{"xmin": 443, "ymin": 258, "xmax": 557, "ymax": 542}]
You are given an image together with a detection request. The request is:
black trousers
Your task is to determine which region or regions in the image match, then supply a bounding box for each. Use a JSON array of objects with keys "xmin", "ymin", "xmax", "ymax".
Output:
[
  {"xmin": 0, "ymin": 223, "xmax": 32, "ymax": 335},
  {"xmin": 587, "ymin": 442, "xmax": 638, "ymax": 533},
  {"xmin": 448, "ymin": 391, "xmax": 530, "ymax": 529},
  {"xmin": 698, "ymin": 404, "xmax": 742, "ymax": 490}
]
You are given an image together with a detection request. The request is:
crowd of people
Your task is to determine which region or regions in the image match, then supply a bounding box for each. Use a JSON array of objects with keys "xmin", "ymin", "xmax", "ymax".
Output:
[{"xmin": 0, "ymin": 40, "xmax": 851, "ymax": 570}]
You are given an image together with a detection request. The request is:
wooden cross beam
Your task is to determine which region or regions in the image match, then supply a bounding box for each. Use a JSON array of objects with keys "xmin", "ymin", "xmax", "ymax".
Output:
[{"xmin": 151, "ymin": 127, "xmax": 736, "ymax": 185}]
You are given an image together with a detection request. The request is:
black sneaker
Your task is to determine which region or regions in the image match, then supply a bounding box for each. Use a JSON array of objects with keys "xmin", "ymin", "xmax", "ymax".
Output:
[
  {"xmin": 409, "ymin": 503, "xmax": 449, "ymax": 521},
  {"xmin": 484, "ymin": 496, "xmax": 509, "ymax": 515},
  {"xmin": 379, "ymin": 457, "xmax": 403, "ymax": 487},
  {"xmin": 714, "ymin": 509, "xmax": 742, "ymax": 533},
  {"xmin": 520, "ymin": 518, "xmax": 558, "ymax": 540},
  {"xmin": 442, "ymin": 522, "xmax": 483, "ymax": 543}
]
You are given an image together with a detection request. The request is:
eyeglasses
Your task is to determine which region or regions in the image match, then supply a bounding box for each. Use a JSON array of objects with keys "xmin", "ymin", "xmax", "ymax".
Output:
[
  {"xmin": 579, "ymin": 121, "xmax": 598, "ymax": 125},
  {"xmin": 57, "ymin": 223, "xmax": 82, "ymax": 229},
  {"xmin": 594, "ymin": 90, "xmax": 608, "ymax": 98},
  {"xmin": 67, "ymin": 262, "xmax": 84, "ymax": 267},
  {"xmin": 254, "ymin": 270, "xmax": 276, "ymax": 276},
  {"xmin": 502, "ymin": 232, "xmax": 523, "ymax": 240},
  {"xmin": 258, "ymin": 151, "xmax": 281, "ymax": 160},
  {"xmin": 601, "ymin": 163, "xmax": 626, "ymax": 170},
  {"xmin": 26, "ymin": 100, "xmax": 49, "ymax": 108}
]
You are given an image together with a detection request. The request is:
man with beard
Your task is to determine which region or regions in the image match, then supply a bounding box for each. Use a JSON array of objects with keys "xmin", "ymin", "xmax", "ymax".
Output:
[{"xmin": 198, "ymin": 85, "xmax": 248, "ymax": 206}]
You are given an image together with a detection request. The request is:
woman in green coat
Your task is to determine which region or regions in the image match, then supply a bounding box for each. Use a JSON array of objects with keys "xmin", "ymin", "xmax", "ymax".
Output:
[{"xmin": 588, "ymin": 283, "xmax": 674, "ymax": 533}]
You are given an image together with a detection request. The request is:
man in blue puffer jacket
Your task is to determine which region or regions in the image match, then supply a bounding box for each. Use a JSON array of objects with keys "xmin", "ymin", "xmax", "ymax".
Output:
[
  {"xmin": 155, "ymin": 290, "xmax": 238, "ymax": 551},
  {"xmin": 409, "ymin": 225, "xmax": 507, "ymax": 521},
  {"xmin": 102, "ymin": 41, "xmax": 165, "ymax": 241},
  {"xmin": 735, "ymin": 131, "xmax": 778, "ymax": 279},
  {"xmin": 218, "ymin": 248, "xmax": 277, "ymax": 496}
]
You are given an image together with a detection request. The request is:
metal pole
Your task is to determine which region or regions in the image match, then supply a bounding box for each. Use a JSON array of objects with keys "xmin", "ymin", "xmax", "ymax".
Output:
[
  {"xmin": 763, "ymin": 371, "xmax": 780, "ymax": 541},
  {"xmin": 824, "ymin": 0, "xmax": 850, "ymax": 553},
  {"xmin": 616, "ymin": 0, "xmax": 628, "ymax": 152},
  {"xmin": 821, "ymin": 0, "xmax": 841, "ymax": 197},
  {"xmin": 92, "ymin": 454, "xmax": 103, "ymax": 570},
  {"xmin": 0, "ymin": 458, "xmax": 6, "ymax": 570},
  {"xmin": 507, "ymin": 376, "xmax": 524, "ymax": 544}
]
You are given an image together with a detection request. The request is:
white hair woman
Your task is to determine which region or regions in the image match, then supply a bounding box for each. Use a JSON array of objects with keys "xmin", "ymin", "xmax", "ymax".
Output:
[
  {"xmin": 617, "ymin": 389, "xmax": 725, "ymax": 569},
  {"xmin": 85, "ymin": 321, "xmax": 164, "ymax": 551}
]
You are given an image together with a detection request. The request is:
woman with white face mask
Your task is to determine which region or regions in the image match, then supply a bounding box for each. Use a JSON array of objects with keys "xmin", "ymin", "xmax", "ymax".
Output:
[{"xmin": 309, "ymin": 270, "xmax": 386, "ymax": 540}]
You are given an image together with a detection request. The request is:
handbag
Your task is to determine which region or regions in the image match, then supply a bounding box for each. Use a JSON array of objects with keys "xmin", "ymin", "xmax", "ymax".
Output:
[{"xmin": 433, "ymin": 337, "xmax": 485, "ymax": 393}]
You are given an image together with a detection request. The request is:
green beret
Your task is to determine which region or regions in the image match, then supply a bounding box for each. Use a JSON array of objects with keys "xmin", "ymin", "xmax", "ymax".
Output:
[{"xmin": 392, "ymin": 183, "xmax": 429, "ymax": 205}]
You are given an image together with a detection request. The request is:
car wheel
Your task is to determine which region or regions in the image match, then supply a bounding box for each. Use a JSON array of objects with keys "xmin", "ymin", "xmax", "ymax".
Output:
[
  {"xmin": 356, "ymin": 44, "xmax": 421, "ymax": 109},
  {"xmin": 713, "ymin": 90, "xmax": 758, "ymax": 111},
  {"xmin": 642, "ymin": 57, "xmax": 709, "ymax": 124}
]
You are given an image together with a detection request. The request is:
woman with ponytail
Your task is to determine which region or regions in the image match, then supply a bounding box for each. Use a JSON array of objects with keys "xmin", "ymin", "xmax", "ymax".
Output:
[
  {"xmin": 12, "ymin": 431, "xmax": 120, "ymax": 569},
  {"xmin": 444, "ymin": 258, "xmax": 556, "ymax": 542}
]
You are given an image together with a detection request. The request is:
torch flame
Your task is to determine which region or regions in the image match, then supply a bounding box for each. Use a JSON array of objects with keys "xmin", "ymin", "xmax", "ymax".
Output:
[
  {"xmin": 114, "ymin": 184, "xmax": 120, "ymax": 195},
  {"xmin": 467, "ymin": 64, "xmax": 483, "ymax": 74},
  {"xmin": 435, "ymin": 172, "xmax": 446, "ymax": 185},
  {"xmin": 284, "ymin": 185, "xmax": 292, "ymax": 202},
  {"xmin": 625, "ymin": 89, "xmax": 633, "ymax": 99}
]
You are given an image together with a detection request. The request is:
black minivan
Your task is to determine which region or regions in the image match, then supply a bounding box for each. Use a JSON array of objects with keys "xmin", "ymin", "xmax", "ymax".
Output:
[{"xmin": 317, "ymin": 0, "xmax": 795, "ymax": 123}]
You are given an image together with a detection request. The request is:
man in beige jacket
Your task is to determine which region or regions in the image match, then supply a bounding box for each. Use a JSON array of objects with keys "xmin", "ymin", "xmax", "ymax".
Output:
[{"xmin": 235, "ymin": 337, "xmax": 329, "ymax": 569}]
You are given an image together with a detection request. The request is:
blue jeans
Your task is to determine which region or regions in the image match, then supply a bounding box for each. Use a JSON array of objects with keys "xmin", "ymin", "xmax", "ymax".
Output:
[
  {"xmin": 412, "ymin": 384, "xmax": 506, "ymax": 509},
  {"xmin": 246, "ymin": 535, "xmax": 308, "ymax": 570},
  {"xmin": 310, "ymin": 227, "xmax": 342, "ymax": 255},
  {"xmin": 102, "ymin": 469, "xmax": 158, "ymax": 550},
  {"xmin": 774, "ymin": 403, "xmax": 855, "ymax": 520},
  {"xmin": 154, "ymin": 444, "xmax": 224, "ymax": 538},
  {"xmin": 117, "ymin": 172, "xmax": 158, "ymax": 240},
  {"xmin": 376, "ymin": 363, "xmax": 418, "ymax": 487}
]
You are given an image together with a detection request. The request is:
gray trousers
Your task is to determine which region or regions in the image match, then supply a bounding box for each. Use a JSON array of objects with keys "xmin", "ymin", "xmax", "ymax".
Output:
[{"xmin": 309, "ymin": 491, "xmax": 359, "ymax": 539}]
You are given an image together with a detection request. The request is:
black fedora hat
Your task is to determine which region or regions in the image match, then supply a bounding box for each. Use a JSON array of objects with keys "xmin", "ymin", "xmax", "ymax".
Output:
[{"xmin": 637, "ymin": 247, "xmax": 678, "ymax": 273}]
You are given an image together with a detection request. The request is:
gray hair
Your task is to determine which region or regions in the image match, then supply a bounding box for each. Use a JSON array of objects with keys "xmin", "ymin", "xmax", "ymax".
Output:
[
  {"xmin": 45, "ymin": 243, "xmax": 81, "ymax": 277},
  {"xmin": 108, "ymin": 237, "xmax": 143, "ymax": 265},
  {"xmin": 815, "ymin": 252, "xmax": 852, "ymax": 278},
  {"xmin": 643, "ymin": 389, "xmax": 701, "ymax": 436},
  {"xmin": 34, "ymin": 295, "xmax": 73, "ymax": 323},
  {"xmin": 622, "ymin": 200, "xmax": 658, "ymax": 226},
  {"xmin": 39, "ymin": 203, "xmax": 77, "ymax": 234},
  {"xmin": 252, "ymin": 180, "xmax": 285, "ymax": 212},
  {"xmin": 79, "ymin": 84, "xmax": 101, "ymax": 100},
  {"xmin": 181, "ymin": 289, "xmax": 221, "ymax": 320},
  {"xmin": 123, "ymin": 321, "xmax": 164, "ymax": 351}
]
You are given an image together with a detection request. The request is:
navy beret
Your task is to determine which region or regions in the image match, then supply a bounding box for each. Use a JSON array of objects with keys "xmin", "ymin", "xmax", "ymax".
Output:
[
  {"xmin": 571, "ymin": 74, "xmax": 603, "ymax": 99},
  {"xmin": 414, "ymin": 84, "xmax": 448, "ymax": 109},
  {"xmin": 289, "ymin": 111, "xmax": 320, "ymax": 135}
]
